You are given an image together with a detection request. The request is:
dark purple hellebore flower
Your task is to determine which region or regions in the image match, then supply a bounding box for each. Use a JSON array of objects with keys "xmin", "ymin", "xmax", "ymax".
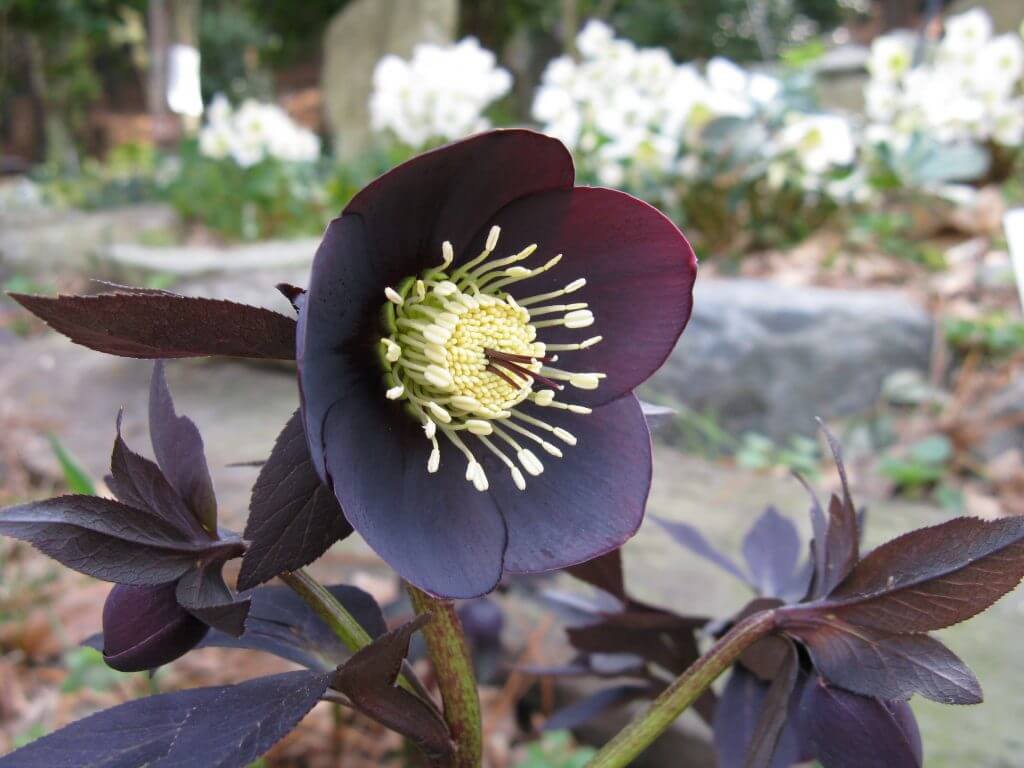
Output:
[
  {"xmin": 102, "ymin": 582, "xmax": 210, "ymax": 672},
  {"xmin": 299, "ymin": 129, "xmax": 697, "ymax": 599}
]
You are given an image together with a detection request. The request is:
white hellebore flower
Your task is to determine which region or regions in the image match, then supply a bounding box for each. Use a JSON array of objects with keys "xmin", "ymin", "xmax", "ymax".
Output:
[
  {"xmin": 868, "ymin": 33, "xmax": 914, "ymax": 83},
  {"xmin": 369, "ymin": 37, "xmax": 512, "ymax": 150},
  {"xmin": 781, "ymin": 114, "xmax": 856, "ymax": 175},
  {"xmin": 942, "ymin": 8, "xmax": 993, "ymax": 58},
  {"xmin": 197, "ymin": 95, "xmax": 320, "ymax": 167}
]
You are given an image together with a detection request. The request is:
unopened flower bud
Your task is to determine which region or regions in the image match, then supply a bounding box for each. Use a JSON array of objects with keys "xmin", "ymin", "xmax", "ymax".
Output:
[{"xmin": 102, "ymin": 583, "xmax": 208, "ymax": 672}]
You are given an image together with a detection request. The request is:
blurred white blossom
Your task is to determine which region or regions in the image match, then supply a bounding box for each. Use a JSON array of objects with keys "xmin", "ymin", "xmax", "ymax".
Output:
[
  {"xmin": 198, "ymin": 95, "xmax": 321, "ymax": 166},
  {"xmin": 780, "ymin": 114, "xmax": 856, "ymax": 175},
  {"xmin": 531, "ymin": 19, "xmax": 854, "ymax": 195},
  {"xmin": 369, "ymin": 38, "xmax": 512, "ymax": 149},
  {"xmin": 865, "ymin": 8, "xmax": 1024, "ymax": 149}
]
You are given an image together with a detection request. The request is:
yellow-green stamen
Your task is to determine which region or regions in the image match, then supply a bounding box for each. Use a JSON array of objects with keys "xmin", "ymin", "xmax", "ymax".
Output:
[{"xmin": 379, "ymin": 226, "xmax": 603, "ymax": 491}]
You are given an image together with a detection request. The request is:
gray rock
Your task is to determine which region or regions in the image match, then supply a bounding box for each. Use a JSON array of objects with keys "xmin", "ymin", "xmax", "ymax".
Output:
[
  {"xmin": 977, "ymin": 376, "xmax": 1024, "ymax": 460},
  {"xmin": 321, "ymin": 0, "xmax": 457, "ymax": 160},
  {"xmin": 642, "ymin": 278, "xmax": 934, "ymax": 442},
  {"xmin": 0, "ymin": 204, "xmax": 178, "ymax": 275},
  {"xmin": 0, "ymin": 335, "xmax": 297, "ymax": 528},
  {"xmin": 175, "ymin": 265, "xmax": 312, "ymax": 317}
]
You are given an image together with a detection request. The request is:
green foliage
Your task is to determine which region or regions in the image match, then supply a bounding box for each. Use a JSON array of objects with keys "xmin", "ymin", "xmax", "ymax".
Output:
[
  {"xmin": 880, "ymin": 435, "xmax": 954, "ymax": 494},
  {"xmin": 736, "ymin": 432, "xmax": 820, "ymax": 477},
  {"xmin": 193, "ymin": 1, "xmax": 356, "ymax": 104},
  {"xmin": 0, "ymin": 0, "xmax": 147, "ymax": 164},
  {"xmin": 34, "ymin": 142, "xmax": 164, "ymax": 210},
  {"xmin": 598, "ymin": 0, "xmax": 848, "ymax": 62},
  {"xmin": 846, "ymin": 211, "xmax": 947, "ymax": 270},
  {"xmin": 167, "ymin": 142, "xmax": 329, "ymax": 241},
  {"xmin": 167, "ymin": 141, "xmax": 409, "ymax": 242},
  {"xmin": 944, "ymin": 314, "xmax": 1024, "ymax": 358},
  {"xmin": 198, "ymin": 1, "xmax": 275, "ymax": 103},
  {"xmin": 515, "ymin": 732, "xmax": 597, "ymax": 768},
  {"xmin": 867, "ymin": 136, "xmax": 991, "ymax": 190},
  {"xmin": 61, "ymin": 647, "xmax": 123, "ymax": 694},
  {"xmin": 49, "ymin": 436, "xmax": 97, "ymax": 496}
]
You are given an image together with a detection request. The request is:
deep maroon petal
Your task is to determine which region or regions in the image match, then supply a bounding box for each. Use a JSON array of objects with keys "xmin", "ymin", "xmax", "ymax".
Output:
[
  {"xmin": 486, "ymin": 394, "xmax": 651, "ymax": 574},
  {"xmin": 300, "ymin": 131, "xmax": 574, "ymax": 478},
  {"xmin": 477, "ymin": 186, "xmax": 697, "ymax": 406},
  {"xmin": 318, "ymin": 363, "xmax": 507, "ymax": 599},
  {"xmin": 345, "ymin": 129, "xmax": 574, "ymax": 281}
]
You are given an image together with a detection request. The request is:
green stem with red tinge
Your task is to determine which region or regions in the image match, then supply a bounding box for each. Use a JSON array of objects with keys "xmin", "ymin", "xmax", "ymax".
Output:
[
  {"xmin": 406, "ymin": 583, "xmax": 483, "ymax": 768},
  {"xmin": 587, "ymin": 609, "xmax": 778, "ymax": 768},
  {"xmin": 280, "ymin": 568, "xmax": 429, "ymax": 701}
]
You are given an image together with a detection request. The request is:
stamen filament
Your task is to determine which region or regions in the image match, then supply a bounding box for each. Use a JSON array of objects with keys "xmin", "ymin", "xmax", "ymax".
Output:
[{"xmin": 379, "ymin": 229, "xmax": 602, "ymax": 493}]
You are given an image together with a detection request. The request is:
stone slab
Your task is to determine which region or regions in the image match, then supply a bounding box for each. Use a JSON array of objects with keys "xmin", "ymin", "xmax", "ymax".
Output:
[{"xmin": 642, "ymin": 278, "xmax": 935, "ymax": 442}]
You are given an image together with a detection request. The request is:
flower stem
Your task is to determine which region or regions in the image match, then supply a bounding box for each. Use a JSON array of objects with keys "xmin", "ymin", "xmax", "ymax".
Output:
[
  {"xmin": 280, "ymin": 568, "xmax": 427, "ymax": 700},
  {"xmin": 586, "ymin": 609, "xmax": 777, "ymax": 768},
  {"xmin": 406, "ymin": 583, "xmax": 483, "ymax": 768}
]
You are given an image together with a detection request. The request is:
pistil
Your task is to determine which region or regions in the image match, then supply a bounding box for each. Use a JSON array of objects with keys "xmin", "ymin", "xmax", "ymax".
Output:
[{"xmin": 379, "ymin": 226, "xmax": 604, "ymax": 492}]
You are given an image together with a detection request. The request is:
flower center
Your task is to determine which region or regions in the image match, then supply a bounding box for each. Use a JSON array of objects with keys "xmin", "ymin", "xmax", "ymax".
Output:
[{"xmin": 379, "ymin": 226, "xmax": 604, "ymax": 492}]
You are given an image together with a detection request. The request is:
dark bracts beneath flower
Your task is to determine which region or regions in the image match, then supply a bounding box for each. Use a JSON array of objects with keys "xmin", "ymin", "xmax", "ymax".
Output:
[{"xmin": 0, "ymin": 362, "xmax": 250, "ymax": 673}]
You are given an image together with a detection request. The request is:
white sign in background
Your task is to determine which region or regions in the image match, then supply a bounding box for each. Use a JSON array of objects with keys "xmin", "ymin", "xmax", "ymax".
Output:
[{"xmin": 166, "ymin": 44, "xmax": 203, "ymax": 118}]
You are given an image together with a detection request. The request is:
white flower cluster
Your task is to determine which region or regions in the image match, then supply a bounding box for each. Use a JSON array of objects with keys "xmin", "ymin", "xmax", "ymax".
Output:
[
  {"xmin": 370, "ymin": 38, "xmax": 513, "ymax": 149},
  {"xmin": 531, "ymin": 20, "xmax": 855, "ymax": 189},
  {"xmin": 198, "ymin": 95, "xmax": 321, "ymax": 167},
  {"xmin": 866, "ymin": 8, "xmax": 1024, "ymax": 148}
]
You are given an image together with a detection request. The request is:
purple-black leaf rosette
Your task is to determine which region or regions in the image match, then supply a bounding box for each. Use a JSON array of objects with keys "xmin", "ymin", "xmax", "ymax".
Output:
[
  {"xmin": 544, "ymin": 429, "xmax": 1024, "ymax": 768},
  {"xmin": 0, "ymin": 362, "xmax": 249, "ymax": 672},
  {"xmin": 298, "ymin": 129, "xmax": 698, "ymax": 598}
]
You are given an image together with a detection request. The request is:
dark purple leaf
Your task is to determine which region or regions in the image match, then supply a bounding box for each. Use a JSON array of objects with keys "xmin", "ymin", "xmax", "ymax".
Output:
[
  {"xmin": 713, "ymin": 666, "xmax": 802, "ymax": 768},
  {"xmin": 798, "ymin": 676, "xmax": 922, "ymax": 768},
  {"xmin": 108, "ymin": 411, "xmax": 206, "ymax": 541},
  {"xmin": 276, "ymin": 283, "xmax": 306, "ymax": 312},
  {"xmin": 0, "ymin": 495, "xmax": 234, "ymax": 585},
  {"xmin": 738, "ymin": 633, "xmax": 792, "ymax": 682},
  {"xmin": 10, "ymin": 291, "xmax": 296, "ymax": 360},
  {"xmin": 742, "ymin": 507, "xmax": 802, "ymax": 599},
  {"xmin": 785, "ymin": 619, "xmax": 982, "ymax": 704},
  {"xmin": 815, "ymin": 425, "xmax": 860, "ymax": 596},
  {"xmin": 819, "ymin": 492, "xmax": 858, "ymax": 596},
  {"xmin": 175, "ymin": 565, "xmax": 250, "ymax": 637},
  {"xmin": 333, "ymin": 615, "xmax": 453, "ymax": 760},
  {"xmin": 820, "ymin": 421, "xmax": 856, "ymax": 517},
  {"xmin": 0, "ymin": 669, "xmax": 331, "ymax": 768},
  {"xmin": 542, "ymin": 684, "xmax": 656, "ymax": 732},
  {"xmin": 566, "ymin": 549, "xmax": 627, "ymax": 602},
  {"xmin": 149, "ymin": 361, "xmax": 217, "ymax": 532},
  {"xmin": 793, "ymin": 472, "xmax": 828, "ymax": 599},
  {"xmin": 567, "ymin": 612, "xmax": 702, "ymax": 676},
  {"xmin": 237, "ymin": 411, "xmax": 353, "ymax": 591},
  {"xmin": 199, "ymin": 584, "xmax": 386, "ymax": 670},
  {"xmin": 813, "ymin": 516, "xmax": 1024, "ymax": 633},
  {"xmin": 743, "ymin": 640, "xmax": 798, "ymax": 768},
  {"xmin": 654, "ymin": 517, "xmax": 749, "ymax": 584}
]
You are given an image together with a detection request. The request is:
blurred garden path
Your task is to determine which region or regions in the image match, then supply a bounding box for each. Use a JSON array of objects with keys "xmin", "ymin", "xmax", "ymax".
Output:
[{"xmin": 2, "ymin": 332, "xmax": 1021, "ymax": 766}]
